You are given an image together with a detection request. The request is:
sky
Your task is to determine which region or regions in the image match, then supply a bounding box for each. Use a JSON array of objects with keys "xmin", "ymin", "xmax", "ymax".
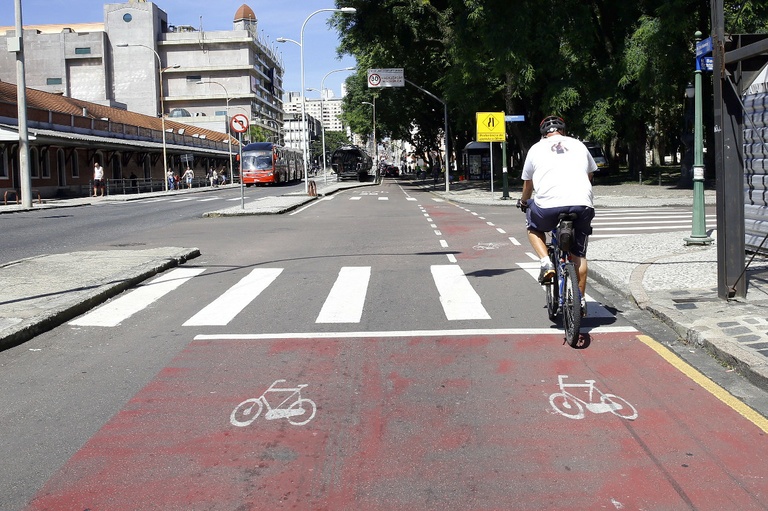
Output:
[{"xmin": 1, "ymin": 0, "xmax": 358, "ymax": 99}]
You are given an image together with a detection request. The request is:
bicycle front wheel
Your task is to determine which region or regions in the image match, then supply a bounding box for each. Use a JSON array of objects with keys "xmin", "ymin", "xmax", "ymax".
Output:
[
  {"xmin": 562, "ymin": 262, "xmax": 582, "ymax": 346},
  {"xmin": 287, "ymin": 398, "xmax": 317, "ymax": 426}
]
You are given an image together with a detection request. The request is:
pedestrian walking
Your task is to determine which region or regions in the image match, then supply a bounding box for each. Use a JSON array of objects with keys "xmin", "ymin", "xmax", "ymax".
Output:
[
  {"xmin": 167, "ymin": 169, "xmax": 174, "ymax": 190},
  {"xmin": 183, "ymin": 167, "xmax": 194, "ymax": 189},
  {"xmin": 92, "ymin": 162, "xmax": 105, "ymax": 197}
]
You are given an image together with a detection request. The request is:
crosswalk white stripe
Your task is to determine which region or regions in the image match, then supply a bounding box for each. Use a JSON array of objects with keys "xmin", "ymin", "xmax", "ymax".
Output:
[
  {"xmin": 316, "ymin": 266, "xmax": 371, "ymax": 323},
  {"xmin": 431, "ymin": 265, "xmax": 491, "ymax": 320},
  {"xmin": 195, "ymin": 326, "xmax": 638, "ymax": 341},
  {"xmin": 69, "ymin": 268, "xmax": 206, "ymax": 327},
  {"xmin": 183, "ymin": 268, "xmax": 283, "ymax": 326},
  {"xmin": 593, "ymin": 218, "xmax": 713, "ymax": 226}
]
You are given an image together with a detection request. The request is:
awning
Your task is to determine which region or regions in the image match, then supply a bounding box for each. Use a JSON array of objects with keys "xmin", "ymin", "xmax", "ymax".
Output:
[{"xmin": 0, "ymin": 125, "xmax": 36, "ymax": 141}]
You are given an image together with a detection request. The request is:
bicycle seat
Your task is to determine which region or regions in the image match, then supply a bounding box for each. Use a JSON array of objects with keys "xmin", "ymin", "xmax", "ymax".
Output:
[{"xmin": 557, "ymin": 212, "xmax": 579, "ymax": 222}]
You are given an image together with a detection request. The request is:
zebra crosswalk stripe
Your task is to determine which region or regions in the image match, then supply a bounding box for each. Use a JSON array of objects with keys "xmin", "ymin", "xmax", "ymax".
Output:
[
  {"xmin": 183, "ymin": 268, "xmax": 283, "ymax": 326},
  {"xmin": 431, "ymin": 265, "xmax": 491, "ymax": 320},
  {"xmin": 316, "ymin": 267, "xmax": 371, "ymax": 323},
  {"xmin": 69, "ymin": 268, "xmax": 206, "ymax": 327}
]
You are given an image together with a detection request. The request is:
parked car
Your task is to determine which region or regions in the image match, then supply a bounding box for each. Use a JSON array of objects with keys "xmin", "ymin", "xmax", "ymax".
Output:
[{"xmin": 585, "ymin": 142, "xmax": 609, "ymax": 173}]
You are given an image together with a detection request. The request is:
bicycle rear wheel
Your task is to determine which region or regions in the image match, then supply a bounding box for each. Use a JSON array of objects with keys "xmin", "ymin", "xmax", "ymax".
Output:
[{"xmin": 562, "ymin": 262, "xmax": 582, "ymax": 346}]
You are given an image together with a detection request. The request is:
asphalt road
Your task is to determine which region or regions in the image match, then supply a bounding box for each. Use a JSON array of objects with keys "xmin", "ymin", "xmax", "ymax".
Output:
[{"xmin": 2, "ymin": 180, "xmax": 768, "ymax": 510}]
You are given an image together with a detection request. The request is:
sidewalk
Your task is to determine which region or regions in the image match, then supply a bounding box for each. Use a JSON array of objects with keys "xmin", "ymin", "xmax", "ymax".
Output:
[{"xmin": 2, "ymin": 177, "xmax": 768, "ymax": 394}]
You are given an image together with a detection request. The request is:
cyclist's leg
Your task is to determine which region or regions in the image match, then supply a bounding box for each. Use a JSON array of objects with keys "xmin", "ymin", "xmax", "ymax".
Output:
[
  {"xmin": 527, "ymin": 229, "xmax": 548, "ymax": 260},
  {"xmin": 569, "ymin": 206, "xmax": 594, "ymax": 311},
  {"xmin": 571, "ymin": 254, "xmax": 588, "ymax": 296},
  {"xmin": 526, "ymin": 202, "xmax": 559, "ymax": 283}
]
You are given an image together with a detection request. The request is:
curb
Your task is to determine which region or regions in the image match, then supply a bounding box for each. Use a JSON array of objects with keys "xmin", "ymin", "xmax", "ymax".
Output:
[{"xmin": 0, "ymin": 248, "xmax": 200, "ymax": 351}]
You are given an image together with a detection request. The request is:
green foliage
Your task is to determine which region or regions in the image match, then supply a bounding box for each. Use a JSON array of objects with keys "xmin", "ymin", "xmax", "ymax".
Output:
[{"xmin": 332, "ymin": 0, "xmax": 757, "ymax": 174}]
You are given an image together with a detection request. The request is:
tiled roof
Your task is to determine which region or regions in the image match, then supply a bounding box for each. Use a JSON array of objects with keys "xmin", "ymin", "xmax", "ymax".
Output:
[{"xmin": 0, "ymin": 81, "xmax": 233, "ymax": 145}]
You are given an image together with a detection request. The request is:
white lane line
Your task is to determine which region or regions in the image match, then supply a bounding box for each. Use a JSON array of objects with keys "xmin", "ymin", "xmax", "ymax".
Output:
[
  {"xmin": 183, "ymin": 268, "xmax": 283, "ymax": 326},
  {"xmin": 407, "ymin": 197, "xmax": 417, "ymax": 201},
  {"xmin": 316, "ymin": 266, "xmax": 371, "ymax": 323},
  {"xmin": 434, "ymin": 230, "xmax": 442, "ymax": 236},
  {"xmin": 439, "ymin": 240, "xmax": 449, "ymax": 248},
  {"xmin": 446, "ymin": 254, "xmax": 457, "ymax": 263},
  {"xmin": 496, "ymin": 228, "xmax": 507, "ymax": 234},
  {"xmin": 378, "ymin": 197, "xmax": 389, "ymax": 201},
  {"xmin": 171, "ymin": 198, "xmax": 194, "ymax": 203},
  {"xmin": 350, "ymin": 196, "xmax": 362, "ymax": 200},
  {"xmin": 509, "ymin": 237, "xmax": 521, "ymax": 246},
  {"xmin": 431, "ymin": 265, "xmax": 491, "ymax": 320},
  {"xmin": 198, "ymin": 197, "xmax": 220, "ymax": 202},
  {"xmin": 70, "ymin": 268, "xmax": 206, "ymax": 327},
  {"xmin": 486, "ymin": 221, "xmax": 495, "ymax": 226},
  {"xmin": 195, "ymin": 325, "xmax": 638, "ymax": 341}
]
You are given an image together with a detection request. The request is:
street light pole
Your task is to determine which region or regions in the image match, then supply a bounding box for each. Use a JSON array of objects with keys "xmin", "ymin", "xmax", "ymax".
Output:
[
  {"xmin": 308, "ymin": 66, "xmax": 356, "ymax": 185},
  {"xmin": 196, "ymin": 80, "xmax": 233, "ymax": 185},
  {"xmin": 278, "ymin": 7, "xmax": 356, "ymax": 195},
  {"xmin": 117, "ymin": 43, "xmax": 178, "ymax": 191},
  {"xmin": 405, "ymin": 79, "xmax": 450, "ymax": 192},
  {"xmin": 685, "ymin": 30, "xmax": 713, "ymax": 246},
  {"xmin": 362, "ymin": 100, "xmax": 377, "ymax": 180}
]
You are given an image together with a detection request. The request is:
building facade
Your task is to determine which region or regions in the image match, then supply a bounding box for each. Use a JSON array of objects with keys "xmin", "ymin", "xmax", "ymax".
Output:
[{"xmin": 0, "ymin": 1, "xmax": 284, "ymax": 142}]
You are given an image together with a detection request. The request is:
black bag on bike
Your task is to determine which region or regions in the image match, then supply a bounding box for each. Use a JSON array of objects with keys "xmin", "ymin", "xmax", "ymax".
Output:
[{"xmin": 558, "ymin": 221, "xmax": 574, "ymax": 253}]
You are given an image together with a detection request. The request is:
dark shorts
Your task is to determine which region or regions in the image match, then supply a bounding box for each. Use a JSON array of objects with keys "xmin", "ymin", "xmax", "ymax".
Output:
[
  {"xmin": 526, "ymin": 203, "xmax": 595, "ymax": 257},
  {"xmin": 93, "ymin": 179, "xmax": 103, "ymax": 187}
]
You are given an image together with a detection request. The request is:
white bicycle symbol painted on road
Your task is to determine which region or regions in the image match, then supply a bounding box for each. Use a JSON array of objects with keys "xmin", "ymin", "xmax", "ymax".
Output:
[
  {"xmin": 549, "ymin": 375, "xmax": 638, "ymax": 420},
  {"xmin": 230, "ymin": 379, "xmax": 317, "ymax": 427}
]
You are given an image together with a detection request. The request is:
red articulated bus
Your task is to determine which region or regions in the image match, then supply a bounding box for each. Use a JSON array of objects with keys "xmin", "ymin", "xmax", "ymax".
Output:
[{"xmin": 241, "ymin": 142, "xmax": 303, "ymax": 186}]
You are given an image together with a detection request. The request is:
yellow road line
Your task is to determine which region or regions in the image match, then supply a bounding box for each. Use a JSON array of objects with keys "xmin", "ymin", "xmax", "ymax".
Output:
[{"xmin": 637, "ymin": 334, "xmax": 768, "ymax": 434}]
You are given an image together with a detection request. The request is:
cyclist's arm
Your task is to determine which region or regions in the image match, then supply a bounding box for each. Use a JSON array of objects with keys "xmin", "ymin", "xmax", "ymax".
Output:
[{"xmin": 521, "ymin": 179, "xmax": 534, "ymax": 203}]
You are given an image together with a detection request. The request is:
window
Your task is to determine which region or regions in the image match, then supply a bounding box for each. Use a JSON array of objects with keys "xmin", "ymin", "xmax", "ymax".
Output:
[
  {"xmin": 0, "ymin": 148, "xmax": 8, "ymax": 179},
  {"xmin": 186, "ymin": 75, "xmax": 202, "ymax": 83},
  {"xmin": 30, "ymin": 147, "xmax": 39, "ymax": 178},
  {"xmin": 74, "ymin": 47, "xmax": 91, "ymax": 55},
  {"xmin": 46, "ymin": 78, "xmax": 62, "ymax": 85},
  {"xmin": 215, "ymin": 110, "xmax": 227, "ymax": 117},
  {"xmin": 71, "ymin": 151, "xmax": 79, "ymax": 178}
]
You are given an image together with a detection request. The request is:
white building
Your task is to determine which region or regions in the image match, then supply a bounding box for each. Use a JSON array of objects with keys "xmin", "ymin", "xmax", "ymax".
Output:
[
  {"xmin": 0, "ymin": 1, "xmax": 285, "ymax": 142},
  {"xmin": 284, "ymin": 90, "xmax": 346, "ymax": 132}
]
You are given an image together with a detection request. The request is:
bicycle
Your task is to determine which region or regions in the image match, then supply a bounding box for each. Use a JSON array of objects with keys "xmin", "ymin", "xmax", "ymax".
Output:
[
  {"xmin": 549, "ymin": 375, "xmax": 638, "ymax": 420},
  {"xmin": 517, "ymin": 202, "xmax": 583, "ymax": 347},
  {"xmin": 230, "ymin": 379, "xmax": 317, "ymax": 427}
]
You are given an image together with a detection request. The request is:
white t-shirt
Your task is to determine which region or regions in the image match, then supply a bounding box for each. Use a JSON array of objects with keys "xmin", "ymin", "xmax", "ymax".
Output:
[
  {"xmin": 521, "ymin": 134, "xmax": 596, "ymax": 208},
  {"xmin": 93, "ymin": 165, "xmax": 104, "ymax": 181}
]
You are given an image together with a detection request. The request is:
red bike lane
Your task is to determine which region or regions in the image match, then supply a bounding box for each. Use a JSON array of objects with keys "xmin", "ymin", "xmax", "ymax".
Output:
[{"xmin": 24, "ymin": 330, "xmax": 768, "ymax": 511}]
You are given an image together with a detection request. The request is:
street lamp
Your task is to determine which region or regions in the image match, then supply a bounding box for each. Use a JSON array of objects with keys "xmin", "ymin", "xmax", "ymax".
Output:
[
  {"xmin": 307, "ymin": 66, "xmax": 356, "ymax": 184},
  {"xmin": 196, "ymin": 80, "xmax": 234, "ymax": 185},
  {"xmin": 117, "ymin": 43, "xmax": 178, "ymax": 191},
  {"xmin": 277, "ymin": 7, "xmax": 356, "ymax": 195},
  {"xmin": 362, "ymin": 99, "xmax": 377, "ymax": 180}
]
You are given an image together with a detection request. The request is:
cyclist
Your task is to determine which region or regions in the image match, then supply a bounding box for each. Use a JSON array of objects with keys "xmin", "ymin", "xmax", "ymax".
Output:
[{"xmin": 517, "ymin": 115, "xmax": 597, "ymax": 313}]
